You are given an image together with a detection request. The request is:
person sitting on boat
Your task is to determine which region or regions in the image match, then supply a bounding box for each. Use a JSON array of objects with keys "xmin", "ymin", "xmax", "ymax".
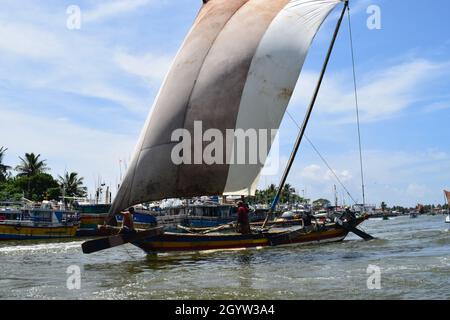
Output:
[
  {"xmin": 119, "ymin": 207, "xmax": 136, "ymax": 235},
  {"xmin": 236, "ymin": 201, "xmax": 251, "ymax": 235},
  {"xmin": 341, "ymin": 206, "xmax": 356, "ymax": 223},
  {"xmin": 300, "ymin": 211, "xmax": 318, "ymax": 229}
]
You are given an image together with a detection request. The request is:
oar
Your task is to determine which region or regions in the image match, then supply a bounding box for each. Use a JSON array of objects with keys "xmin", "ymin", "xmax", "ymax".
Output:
[
  {"xmin": 81, "ymin": 227, "xmax": 163, "ymax": 254},
  {"xmin": 200, "ymin": 223, "xmax": 234, "ymax": 234},
  {"xmin": 336, "ymin": 218, "xmax": 375, "ymax": 241}
]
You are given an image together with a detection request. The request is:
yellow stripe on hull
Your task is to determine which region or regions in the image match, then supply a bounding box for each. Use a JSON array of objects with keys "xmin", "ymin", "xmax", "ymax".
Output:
[
  {"xmin": 150, "ymin": 238, "xmax": 269, "ymax": 249},
  {"xmin": 0, "ymin": 224, "xmax": 78, "ymax": 239}
]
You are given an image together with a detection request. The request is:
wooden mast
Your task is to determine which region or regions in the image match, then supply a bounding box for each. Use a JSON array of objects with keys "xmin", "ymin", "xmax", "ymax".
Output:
[{"xmin": 263, "ymin": 0, "xmax": 349, "ymax": 228}]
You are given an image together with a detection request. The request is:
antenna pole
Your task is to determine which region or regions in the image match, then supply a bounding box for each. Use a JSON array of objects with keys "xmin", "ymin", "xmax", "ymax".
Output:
[{"xmin": 262, "ymin": 1, "xmax": 349, "ymax": 228}]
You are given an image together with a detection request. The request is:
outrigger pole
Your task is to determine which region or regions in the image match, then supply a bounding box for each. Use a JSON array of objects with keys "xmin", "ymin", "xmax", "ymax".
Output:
[{"xmin": 262, "ymin": 0, "xmax": 349, "ymax": 228}]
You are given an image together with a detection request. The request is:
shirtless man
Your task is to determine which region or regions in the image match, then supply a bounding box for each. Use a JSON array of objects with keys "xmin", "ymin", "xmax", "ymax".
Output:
[{"xmin": 119, "ymin": 207, "xmax": 136, "ymax": 234}]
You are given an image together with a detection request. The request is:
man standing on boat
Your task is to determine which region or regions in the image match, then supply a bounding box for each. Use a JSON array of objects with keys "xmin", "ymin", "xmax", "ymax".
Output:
[
  {"xmin": 236, "ymin": 201, "xmax": 251, "ymax": 235},
  {"xmin": 119, "ymin": 207, "xmax": 136, "ymax": 235}
]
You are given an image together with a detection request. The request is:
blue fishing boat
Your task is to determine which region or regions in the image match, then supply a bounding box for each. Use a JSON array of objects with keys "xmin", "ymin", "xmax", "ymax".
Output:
[{"xmin": 0, "ymin": 201, "xmax": 79, "ymax": 240}]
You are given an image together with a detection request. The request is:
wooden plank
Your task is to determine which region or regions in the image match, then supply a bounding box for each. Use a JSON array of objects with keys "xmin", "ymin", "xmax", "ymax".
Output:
[
  {"xmin": 82, "ymin": 227, "xmax": 164, "ymax": 254},
  {"xmin": 336, "ymin": 219, "xmax": 374, "ymax": 241}
]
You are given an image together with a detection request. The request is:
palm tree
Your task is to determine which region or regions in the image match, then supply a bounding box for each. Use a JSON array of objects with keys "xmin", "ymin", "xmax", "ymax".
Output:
[
  {"xmin": 281, "ymin": 184, "xmax": 292, "ymax": 204},
  {"xmin": 0, "ymin": 147, "xmax": 11, "ymax": 182},
  {"xmin": 58, "ymin": 172, "xmax": 87, "ymax": 198},
  {"xmin": 16, "ymin": 153, "xmax": 48, "ymax": 177}
]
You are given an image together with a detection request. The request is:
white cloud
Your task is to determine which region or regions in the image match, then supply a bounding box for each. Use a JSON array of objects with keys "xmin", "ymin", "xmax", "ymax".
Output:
[
  {"xmin": 0, "ymin": 20, "xmax": 161, "ymax": 114},
  {"xmin": 293, "ymin": 59, "xmax": 450, "ymax": 123},
  {"xmin": 258, "ymin": 145, "xmax": 450, "ymax": 207},
  {"xmin": 83, "ymin": 0, "xmax": 154, "ymax": 23},
  {"xmin": 406, "ymin": 183, "xmax": 428, "ymax": 199},
  {"xmin": 300, "ymin": 164, "xmax": 323, "ymax": 182},
  {"xmin": 0, "ymin": 106, "xmax": 136, "ymax": 197},
  {"xmin": 115, "ymin": 51, "xmax": 173, "ymax": 85},
  {"xmin": 0, "ymin": 23, "xmax": 64, "ymax": 59},
  {"xmin": 423, "ymin": 102, "xmax": 450, "ymax": 113}
]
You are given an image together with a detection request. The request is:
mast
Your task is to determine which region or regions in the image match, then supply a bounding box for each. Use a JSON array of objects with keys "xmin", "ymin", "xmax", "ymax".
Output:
[
  {"xmin": 263, "ymin": 0, "xmax": 349, "ymax": 227},
  {"xmin": 334, "ymin": 185, "xmax": 338, "ymax": 208}
]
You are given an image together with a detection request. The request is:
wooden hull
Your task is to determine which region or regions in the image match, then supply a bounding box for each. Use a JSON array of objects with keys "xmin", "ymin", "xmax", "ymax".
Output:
[
  {"xmin": 0, "ymin": 224, "xmax": 78, "ymax": 240},
  {"xmin": 77, "ymin": 214, "xmax": 109, "ymax": 236},
  {"xmin": 132, "ymin": 218, "xmax": 366, "ymax": 253}
]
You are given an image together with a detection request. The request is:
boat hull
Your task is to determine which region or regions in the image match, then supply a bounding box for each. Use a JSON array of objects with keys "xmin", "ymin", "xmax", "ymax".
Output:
[
  {"xmin": 0, "ymin": 224, "xmax": 78, "ymax": 240},
  {"xmin": 132, "ymin": 220, "xmax": 364, "ymax": 253},
  {"xmin": 77, "ymin": 214, "xmax": 109, "ymax": 236}
]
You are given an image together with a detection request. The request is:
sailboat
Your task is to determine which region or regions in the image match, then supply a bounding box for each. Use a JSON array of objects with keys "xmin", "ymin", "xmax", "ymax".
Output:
[
  {"xmin": 83, "ymin": 0, "xmax": 373, "ymax": 255},
  {"xmin": 444, "ymin": 191, "xmax": 450, "ymax": 223}
]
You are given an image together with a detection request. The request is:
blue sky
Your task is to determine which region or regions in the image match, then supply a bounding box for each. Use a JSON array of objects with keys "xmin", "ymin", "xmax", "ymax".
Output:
[{"xmin": 1, "ymin": 0, "xmax": 449, "ymax": 207}]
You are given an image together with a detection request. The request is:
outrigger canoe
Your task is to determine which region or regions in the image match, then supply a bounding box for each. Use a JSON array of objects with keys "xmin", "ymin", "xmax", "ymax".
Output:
[
  {"xmin": 81, "ymin": 0, "xmax": 376, "ymax": 256},
  {"xmin": 131, "ymin": 217, "xmax": 367, "ymax": 254}
]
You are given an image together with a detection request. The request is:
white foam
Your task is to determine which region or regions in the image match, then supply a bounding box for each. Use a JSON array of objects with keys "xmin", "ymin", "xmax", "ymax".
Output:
[{"xmin": 0, "ymin": 241, "xmax": 82, "ymax": 254}]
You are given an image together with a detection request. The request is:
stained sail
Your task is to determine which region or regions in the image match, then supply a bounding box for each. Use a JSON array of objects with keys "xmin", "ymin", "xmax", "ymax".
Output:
[
  {"xmin": 110, "ymin": 0, "xmax": 341, "ymax": 215},
  {"xmin": 445, "ymin": 190, "xmax": 450, "ymax": 205}
]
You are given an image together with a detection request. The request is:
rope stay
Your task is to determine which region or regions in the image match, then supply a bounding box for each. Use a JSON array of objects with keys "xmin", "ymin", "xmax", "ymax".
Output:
[
  {"xmin": 279, "ymin": 4, "xmax": 366, "ymax": 208},
  {"xmin": 285, "ymin": 111, "xmax": 358, "ymax": 205},
  {"xmin": 347, "ymin": 5, "xmax": 366, "ymax": 208}
]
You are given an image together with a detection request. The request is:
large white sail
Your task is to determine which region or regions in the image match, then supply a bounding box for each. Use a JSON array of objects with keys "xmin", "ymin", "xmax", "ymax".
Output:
[{"xmin": 110, "ymin": 0, "xmax": 340, "ymax": 215}]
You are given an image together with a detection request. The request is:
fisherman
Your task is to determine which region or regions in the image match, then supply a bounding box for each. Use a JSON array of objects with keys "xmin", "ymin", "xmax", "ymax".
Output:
[
  {"xmin": 301, "ymin": 211, "xmax": 313, "ymax": 227},
  {"xmin": 300, "ymin": 210, "xmax": 320, "ymax": 230},
  {"xmin": 236, "ymin": 201, "xmax": 251, "ymax": 235},
  {"xmin": 342, "ymin": 206, "xmax": 356, "ymax": 223},
  {"xmin": 119, "ymin": 207, "xmax": 136, "ymax": 235}
]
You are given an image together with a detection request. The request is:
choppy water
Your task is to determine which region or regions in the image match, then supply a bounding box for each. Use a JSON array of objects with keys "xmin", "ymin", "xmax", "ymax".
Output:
[{"xmin": 0, "ymin": 216, "xmax": 449, "ymax": 300}]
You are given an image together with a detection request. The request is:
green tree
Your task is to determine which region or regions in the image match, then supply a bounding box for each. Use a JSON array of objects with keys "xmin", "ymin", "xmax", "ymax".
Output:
[
  {"xmin": 281, "ymin": 184, "xmax": 293, "ymax": 203},
  {"xmin": 15, "ymin": 153, "xmax": 48, "ymax": 177},
  {"xmin": 15, "ymin": 153, "xmax": 50, "ymax": 198},
  {"xmin": 0, "ymin": 178, "xmax": 23, "ymax": 201},
  {"xmin": 381, "ymin": 202, "xmax": 387, "ymax": 212},
  {"xmin": 58, "ymin": 172, "xmax": 87, "ymax": 198},
  {"xmin": 313, "ymin": 198, "xmax": 331, "ymax": 208},
  {"xmin": 0, "ymin": 147, "xmax": 11, "ymax": 182},
  {"xmin": 14, "ymin": 173, "xmax": 59, "ymax": 201}
]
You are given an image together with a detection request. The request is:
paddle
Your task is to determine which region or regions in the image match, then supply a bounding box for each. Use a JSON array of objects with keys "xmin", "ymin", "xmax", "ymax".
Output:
[
  {"xmin": 336, "ymin": 218, "xmax": 375, "ymax": 241},
  {"xmin": 81, "ymin": 227, "xmax": 163, "ymax": 254}
]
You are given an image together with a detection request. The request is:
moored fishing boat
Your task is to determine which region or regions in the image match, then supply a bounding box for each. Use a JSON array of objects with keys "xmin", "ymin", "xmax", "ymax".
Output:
[
  {"xmin": 74, "ymin": 203, "xmax": 110, "ymax": 236},
  {"xmin": 0, "ymin": 201, "xmax": 79, "ymax": 240}
]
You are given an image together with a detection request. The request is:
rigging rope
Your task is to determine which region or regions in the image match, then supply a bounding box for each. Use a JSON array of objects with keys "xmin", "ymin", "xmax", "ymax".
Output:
[
  {"xmin": 347, "ymin": 5, "xmax": 366, "ymax": 207},
  {"xmin": 285, "ymin": 110, "xmax": 358, "ymax": 205}
]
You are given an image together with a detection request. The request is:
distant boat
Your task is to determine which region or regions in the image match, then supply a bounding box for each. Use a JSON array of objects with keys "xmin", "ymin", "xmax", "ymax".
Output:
[
  {"xmin": 74, "ymin": 203, "xmax": 110, "ymax": 236},
  {"xmin": 410, "ymin": 212, "xmax": 418, "ymax": 219},
  {"xmin": 444, "ymin": 191, "xmax": 450, "ymax": 224},
  {"xmin": 0, "ymin": 201, "xmax": 79, "ymax": 240}
]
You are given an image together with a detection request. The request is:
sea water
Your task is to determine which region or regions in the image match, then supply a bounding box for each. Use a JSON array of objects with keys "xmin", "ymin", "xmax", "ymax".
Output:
[{"xmin": 0, "ymin": 216, "xmax": 449, "ymax": 300}]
